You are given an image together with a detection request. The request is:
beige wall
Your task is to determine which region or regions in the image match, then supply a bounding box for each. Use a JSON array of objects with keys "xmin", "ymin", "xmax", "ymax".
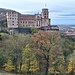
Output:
[{"xmin": 6, "ymin": 12, "xmax": 18, "ymax": 28}]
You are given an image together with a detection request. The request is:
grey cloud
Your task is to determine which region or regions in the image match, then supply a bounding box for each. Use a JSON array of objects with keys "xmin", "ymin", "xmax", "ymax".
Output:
[{"xmin": 59, "ymin": 14, "xmax": 75, "ymax": 16}]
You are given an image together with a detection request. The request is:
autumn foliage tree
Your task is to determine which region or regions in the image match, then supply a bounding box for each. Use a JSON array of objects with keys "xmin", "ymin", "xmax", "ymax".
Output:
[
  {"xmin": 1, "ymin": 31, "xmax": 75, "ymax": 75},
  {"xmin": 32, "ymin": 30, "xmax": 64, "ymax": 75}
]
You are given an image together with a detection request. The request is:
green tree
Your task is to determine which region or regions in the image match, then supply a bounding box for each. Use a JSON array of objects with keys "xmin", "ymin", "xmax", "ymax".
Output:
[
  {"xmin": 3, "ymin": 21, "xmax": 7, "ymax": 28},
  {"xmin": 0, "ymin": 33, "xmax": 9, "ymax": 69},
  {"xmin": 31, "ymin": 27, "xmax": 38, "ymax": 34},
  {"xmin": 61, "ymin": 36, "xmax": 75, "ymax": 75},
  {"xmin": 67, "ymin": 50, "xmax": 75, "ymax": 75},
  {"xmin": 3, "ymin": 33, "xmax": 31, "ymax": 75},
  {"xmin": 0, "ymin": 48, "xmax": 6, "ymax": 69}
]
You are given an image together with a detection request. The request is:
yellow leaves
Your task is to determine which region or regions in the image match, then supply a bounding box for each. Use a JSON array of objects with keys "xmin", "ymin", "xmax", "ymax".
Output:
[
  {"xmin": 67, "ymin": 51, "xmax": 75, "ymax": 73},
  {"xmin": 29, "ymin": 67, "xmax": 39, "ymax": 73},
  {"xmin": 21, "ymin": 60, "xmax": 39, "ymax": 73},
  {"xmin": 29, "ymin": 60, "xmax": 39, "ymax": 72},
  {"xmin": 21, "ymin": 64, "xmax": 28, "ymax": 72},
  {"xmin": 59, "ymin": 64, "xmax": 63, "ymax": 68},
  {"xmin": 22, "ymin": 44, "xmax": 39, "ymax": 73},
  {"xmin": 48, "ymin": 67, "xmax": 54, "ymax": 73},
  {"xmin": 3, "ymin": 59, "xmax": 15, "ymax": 72},
  {"xmin": 67, "ymin": 60, "xmax": 73, "ymax": 73},
  {"xmin": 48, "ymin": 67, "xmax": 60, "ymax": 74}
]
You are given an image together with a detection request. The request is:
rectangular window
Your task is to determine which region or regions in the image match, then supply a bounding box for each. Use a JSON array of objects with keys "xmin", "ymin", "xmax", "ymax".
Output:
[{"xmin": 12, "ymin": 21, "xmax": 14, "ymax": 23}]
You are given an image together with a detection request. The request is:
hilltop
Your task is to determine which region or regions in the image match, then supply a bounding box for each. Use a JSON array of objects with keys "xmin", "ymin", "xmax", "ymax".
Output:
[{"xmin": 0, "ymin": 8, "xmax": 17, "ymax": 15}]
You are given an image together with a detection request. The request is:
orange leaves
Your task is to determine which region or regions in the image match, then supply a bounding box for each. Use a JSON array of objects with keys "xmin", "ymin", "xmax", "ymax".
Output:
[{"xmin": 32, "ymin": 31, "xmax": 50, "ymax": 47}]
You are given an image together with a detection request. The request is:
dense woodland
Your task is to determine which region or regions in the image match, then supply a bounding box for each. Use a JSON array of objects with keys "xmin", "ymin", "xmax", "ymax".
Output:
[{"xmin": 0, "ymin": 30, "xmax": 75, "ymax": 75}]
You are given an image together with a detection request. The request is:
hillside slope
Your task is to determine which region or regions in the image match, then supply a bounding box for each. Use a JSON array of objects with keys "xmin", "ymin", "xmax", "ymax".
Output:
[{"xmin": 0, "ymin": 8, "xmax": 16, "ymax": 15}]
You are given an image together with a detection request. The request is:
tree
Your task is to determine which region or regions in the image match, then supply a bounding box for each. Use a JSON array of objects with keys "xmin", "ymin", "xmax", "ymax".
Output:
[
  {"xmin": 22, "ymin": 44, "xmax": 39, "ymax": 74},
  {"xmin": 67, "ymin": 50, "xmax": 75, "ymax": 75},
  {"xmin": 3, "ymin": 21, "xmax": 7, "ymax": 28},
  {"xmin": 3, "ymin": 33, "xmax": 31, "ymax": 75},
  {"xmin": 61, "ymin": 36, "xmax": 75, "ymax": 75},
  {"xmin": 31, "ymin": 27, "xmax": 38, "ymax": 34},
  {"xmin": 0, "ymin": 48, "xmax": 7, "ymax": 69},
  {"xmin": 32, "ymin": 30, "xmax": 64, "ymax": 75},
  {"xmin": 3, "ymin": 58, "xmax": 15, "ymax": 72},
  {"xmin": 0, "ymin": 33, "xmax": 9, "ymax": 69}
]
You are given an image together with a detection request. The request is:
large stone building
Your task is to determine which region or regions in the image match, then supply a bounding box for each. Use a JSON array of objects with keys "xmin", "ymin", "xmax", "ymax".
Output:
[
  {"xmin": 6, "ymin": 11, "xmax": 19, "ymax": 28},
  {"xmin": 6, "ymin": 8, "xmax": 50, "ymax": 28}
]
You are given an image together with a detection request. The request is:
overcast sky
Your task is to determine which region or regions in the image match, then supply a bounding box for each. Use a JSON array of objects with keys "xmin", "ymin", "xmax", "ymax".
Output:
[{"xmin": 0, "ymin": 0, "xmax": 75, "ymax": 25}]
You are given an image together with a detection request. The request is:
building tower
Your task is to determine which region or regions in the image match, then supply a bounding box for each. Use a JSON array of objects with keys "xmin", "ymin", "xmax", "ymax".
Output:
[
  {"xmin": 41, "ymin": 8, "xmax": 50, "ymax": 27},
  {"xmin": 42, "ymin": 8, "xmax": 49, "ymax": 19}
]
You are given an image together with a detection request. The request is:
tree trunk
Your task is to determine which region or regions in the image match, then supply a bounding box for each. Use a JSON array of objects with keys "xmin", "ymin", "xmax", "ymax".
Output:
[
  {"xmin": 54, "ymin": 70, "xmax": 56, "ymax": 75},
  {"xmin": 15, "ymin": 64, "xmax": 18, "ymax": 75},
  {"xmin": 27, "ymin": 59, "xmax": 31, "ymax": 74},
  {"xmin": 45, "ymin": 56, "xmax": 49, "ymax": 75},
  {"xmin": 19, "ymin": 62, "xmax": 22, "ymax": 75}
]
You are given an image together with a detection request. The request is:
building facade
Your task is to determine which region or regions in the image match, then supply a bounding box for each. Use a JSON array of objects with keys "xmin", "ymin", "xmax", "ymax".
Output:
[
  {"xmin": 6, "ymin": 11, "xmax": 19, "ymax": 28},
  {"xmin": 6, "ymin": 8, "xmax": 50, "ymax": 28}
]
